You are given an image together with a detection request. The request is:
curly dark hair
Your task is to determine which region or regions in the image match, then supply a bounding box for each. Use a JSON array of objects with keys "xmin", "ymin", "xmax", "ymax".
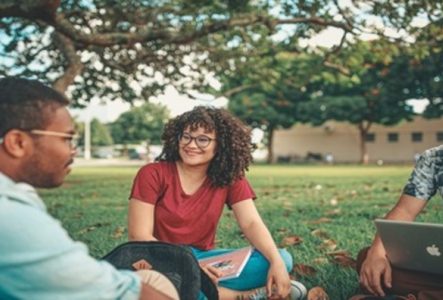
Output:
[{"xmin": 157, "ymin": 106, "xmax": 253, "ymax": 187}]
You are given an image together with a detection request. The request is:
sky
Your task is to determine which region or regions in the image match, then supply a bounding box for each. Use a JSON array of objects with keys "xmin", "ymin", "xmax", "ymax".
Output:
[{"xmin": 70, "ymin": 85, "xmax": 228, "ymax": 122}]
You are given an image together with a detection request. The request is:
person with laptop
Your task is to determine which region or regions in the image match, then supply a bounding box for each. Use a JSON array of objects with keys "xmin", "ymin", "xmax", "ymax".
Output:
[
  {"xmin": 355, "ymin": 146, "xmax": 443, "ymax": 300},
  {"xmin": 0, "ymin": 77, "xmax": 178, "ymax": 300}
]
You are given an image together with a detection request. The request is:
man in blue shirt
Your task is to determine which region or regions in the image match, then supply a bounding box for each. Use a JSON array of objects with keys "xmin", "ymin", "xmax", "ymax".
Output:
[{"xmin": 0, "ymin": 77, "xmax": 178, "ymax": 300}]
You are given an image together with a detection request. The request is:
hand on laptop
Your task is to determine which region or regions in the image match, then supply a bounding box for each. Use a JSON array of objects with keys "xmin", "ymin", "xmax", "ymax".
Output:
[{"xmin": 359, "ymin": 245, "xmax": 392, "ymax": 296}]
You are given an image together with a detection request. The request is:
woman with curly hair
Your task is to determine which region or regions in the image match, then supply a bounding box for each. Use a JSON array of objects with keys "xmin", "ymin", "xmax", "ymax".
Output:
[{"xmin": 128, "ymin": 106, "xmax": 306, "ymax": 300}]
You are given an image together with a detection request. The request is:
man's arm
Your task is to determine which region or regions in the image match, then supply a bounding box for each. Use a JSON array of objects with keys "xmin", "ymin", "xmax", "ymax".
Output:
[{"xmin": 359, "ymin": 194, "xmax": 427, "ymax": 296}]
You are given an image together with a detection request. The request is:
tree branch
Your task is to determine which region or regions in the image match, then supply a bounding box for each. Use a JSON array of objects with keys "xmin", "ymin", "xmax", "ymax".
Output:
[
  {"xmin": 48, "ymin": 13, "xmax": 353, "ymax": 47},
  {"xmin": 221, "ymin": 84, "xmax": 257, "ymax": 98},
  {"xmin": 52, "ymin": 33, "xmax": 84, "ymax": 94},
  {"xmin": 0, "ymin": 0, "xmax": 59, "ymax": 22},
  {"xmin": 322, "ymin": 31, "xmax": 351, "ymax": 76}
]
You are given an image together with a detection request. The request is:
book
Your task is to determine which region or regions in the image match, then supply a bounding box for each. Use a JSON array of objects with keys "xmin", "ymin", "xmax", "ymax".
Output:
[{"xmin": 198, "ymin": 246, "xmax": 253, "ymax": 281}]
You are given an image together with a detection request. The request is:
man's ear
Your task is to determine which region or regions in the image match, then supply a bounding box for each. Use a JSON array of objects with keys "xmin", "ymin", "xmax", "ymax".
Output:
[{"xmin": 1, "ymin": 130, "xmax": 32, "ymax": 158}]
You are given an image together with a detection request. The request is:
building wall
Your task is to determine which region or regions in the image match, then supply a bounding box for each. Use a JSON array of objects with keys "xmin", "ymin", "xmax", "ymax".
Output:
[{"xmin": 273, "ymin": 117, "xmax": 443, "ymax": 163}]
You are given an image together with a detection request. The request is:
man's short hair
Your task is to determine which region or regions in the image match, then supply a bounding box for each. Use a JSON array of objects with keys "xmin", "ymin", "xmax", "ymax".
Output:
[{"xmin": 0, "ymin": 77, "xmax": 69, "ymax": 137}]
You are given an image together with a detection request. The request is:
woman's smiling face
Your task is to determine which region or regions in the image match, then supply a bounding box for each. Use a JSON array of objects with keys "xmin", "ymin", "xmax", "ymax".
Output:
[{"xmin": 178, "ymin": 126, "xmax": 217, "ymax": 167}]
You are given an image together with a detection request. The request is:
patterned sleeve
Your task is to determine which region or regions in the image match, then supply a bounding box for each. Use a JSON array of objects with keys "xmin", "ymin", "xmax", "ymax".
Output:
[{"xmin": 403, "ymin": 150, "xmax": 438, "ymax": 201}]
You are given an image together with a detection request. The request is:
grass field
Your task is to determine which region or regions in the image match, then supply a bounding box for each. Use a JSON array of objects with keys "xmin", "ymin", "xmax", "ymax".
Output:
[{"xmin": 40, "ymin": 164, "xmax": 443, "ymax": 299}]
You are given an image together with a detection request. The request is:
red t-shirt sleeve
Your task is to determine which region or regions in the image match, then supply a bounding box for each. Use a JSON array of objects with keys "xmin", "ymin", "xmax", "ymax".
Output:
[
  {"xmin": 130, "ymin": 163, "xmax": 164, "ymax": 205},
  {"xmin": 226, "ymin": 177, "xmax": 256, "ymax": 207}
]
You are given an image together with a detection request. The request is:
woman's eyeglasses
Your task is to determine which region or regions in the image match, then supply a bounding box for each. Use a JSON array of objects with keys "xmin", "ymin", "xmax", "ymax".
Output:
[{"xmin": 179, "ymin": 133, "xmax": 215, "ymax": 149}]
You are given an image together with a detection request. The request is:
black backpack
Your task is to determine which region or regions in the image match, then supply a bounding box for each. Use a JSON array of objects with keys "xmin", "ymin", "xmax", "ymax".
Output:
[{"xmin": 102, "ymin": 241, "xmax": 219, "ymax": 300}]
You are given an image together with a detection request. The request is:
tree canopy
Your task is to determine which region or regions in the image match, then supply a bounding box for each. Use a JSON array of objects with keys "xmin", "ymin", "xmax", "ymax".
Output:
[
  {"xmin": 1, "ymin": 0, "xmax": 440, "ymax": 106},
  {"xmin": 226, "ymin": 47, "xmax": 320, "ymax": 163},
  {"xmin": 110, "ymin": 102, "xmax": 169, "ymax": 145},
  {"xmin": 296, "ymin": 40, "xmax": 422, "ymax": 163}
]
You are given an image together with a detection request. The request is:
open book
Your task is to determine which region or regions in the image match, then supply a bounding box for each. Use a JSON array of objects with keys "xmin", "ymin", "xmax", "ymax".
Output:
[{"xmin": 199, "ymin": 246, "xmax": 253, "ymax": 281}]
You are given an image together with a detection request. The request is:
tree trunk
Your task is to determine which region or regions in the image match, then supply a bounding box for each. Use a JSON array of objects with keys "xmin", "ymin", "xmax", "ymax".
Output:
[
  {"xmin": 358, "ymin": 122, "xmax": 372, "ymax": 165},
  {"xmin": 266, "ymin": 127, "xmax": 274, "ymax": 164}
]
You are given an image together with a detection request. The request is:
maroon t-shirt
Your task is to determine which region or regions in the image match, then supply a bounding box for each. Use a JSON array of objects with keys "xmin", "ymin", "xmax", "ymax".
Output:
[{"xmin": 130, "ymin": 161, "xmax": 256, "ymax": 250}]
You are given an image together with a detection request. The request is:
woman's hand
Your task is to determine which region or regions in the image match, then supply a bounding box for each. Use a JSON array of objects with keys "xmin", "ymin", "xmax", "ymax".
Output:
[
  {"xmin": 266, "ymin": 260, "xmax": 291, "ymax": 299},
  {"xmin": 200, "ymin": 265, "xmax": 223, "ymax": 286}
]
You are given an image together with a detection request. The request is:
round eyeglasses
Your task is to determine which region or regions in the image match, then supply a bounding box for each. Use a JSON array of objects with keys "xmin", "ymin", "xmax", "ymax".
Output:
[{"xmin": 179, "ymin": 133, "xmax": 215, "ymax": 149}]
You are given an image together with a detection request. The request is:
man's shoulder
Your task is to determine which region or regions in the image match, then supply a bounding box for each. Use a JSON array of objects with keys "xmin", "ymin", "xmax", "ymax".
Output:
[
  {"xmin": 0, "ymin": 196, "xmax": 73, "ymax": 251},
  {"xmin": 423, "ymin": 145, "xmax": 443, "ymax": 159},
  {"xmin": 415, "ymin": 145, "xmax": 443, "ymax": 169}
]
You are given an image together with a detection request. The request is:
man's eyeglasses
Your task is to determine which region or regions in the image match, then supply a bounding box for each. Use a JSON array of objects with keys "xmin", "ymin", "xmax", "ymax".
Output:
[
  {"xmin": 179, "ymin": 133, "xmax": 215, "ymax": 149},
  {"xmin": 29, "ymin": 129, "xmax": 79, "ymax": 148},
  {"xmin": 0, "ymin": 130, "xmax": 78, "ymax": 148}
]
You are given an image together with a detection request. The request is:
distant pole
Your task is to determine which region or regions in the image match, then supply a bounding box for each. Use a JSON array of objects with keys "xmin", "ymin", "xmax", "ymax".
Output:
[{"xmin": 84, "ymin": 119, "xmax": 91, "ymax": 160}]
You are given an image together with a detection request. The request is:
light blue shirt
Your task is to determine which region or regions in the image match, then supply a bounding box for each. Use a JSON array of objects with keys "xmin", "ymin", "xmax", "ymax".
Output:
[{"xmin": 0, "ymin": 172, "xmax": 141, "ymax": 299}]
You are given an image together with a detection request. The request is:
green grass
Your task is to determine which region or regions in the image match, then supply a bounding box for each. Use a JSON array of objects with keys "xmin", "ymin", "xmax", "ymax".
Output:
[{"xmin": 40, "ymin": 164, "xmax": 443, "ymax": 299}]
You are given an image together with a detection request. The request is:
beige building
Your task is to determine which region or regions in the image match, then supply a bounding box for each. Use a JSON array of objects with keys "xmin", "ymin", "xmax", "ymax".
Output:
[{"xmin": 273, "ymin": 117, "xmax": 443, "ymax": 163}]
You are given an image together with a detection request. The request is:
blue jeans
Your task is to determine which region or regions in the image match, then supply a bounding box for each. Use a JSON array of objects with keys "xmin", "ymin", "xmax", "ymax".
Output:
[{"xmin": 191, "ymin": 247, "xmax": 293, "ymax": 296}]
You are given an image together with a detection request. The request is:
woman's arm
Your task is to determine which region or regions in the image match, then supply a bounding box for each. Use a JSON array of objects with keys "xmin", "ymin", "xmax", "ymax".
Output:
[
  {"xmin": 232, "ymin": 199, "xmax": 290, "ymax": 298},
  {"xmin": 128, "ymin": 199, "xmax": 157, "ymax": 241}
]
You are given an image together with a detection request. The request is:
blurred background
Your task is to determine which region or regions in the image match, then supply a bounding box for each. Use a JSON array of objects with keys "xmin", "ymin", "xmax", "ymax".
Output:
[{"xmin": 1, "ymin": 0, "xmax": 442, "ymax": 165}]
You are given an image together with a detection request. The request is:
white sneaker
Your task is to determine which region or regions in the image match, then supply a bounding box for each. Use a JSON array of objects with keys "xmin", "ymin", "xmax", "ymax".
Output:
[
  {"xmin": 248, "ymin": 280, "xmax": 307, "ymax": 300},
  {"xmin": 289, "ymin": 280, "xmax": 307, "ymax": 300}
]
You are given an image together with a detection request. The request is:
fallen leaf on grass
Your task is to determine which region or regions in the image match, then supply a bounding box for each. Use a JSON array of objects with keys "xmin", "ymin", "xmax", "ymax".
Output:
[
  {"xmin": 281, "ymin": 235, "xmax": 303, "ymax": 246},
  {"xmin": 319, "ymin": 239, "xmax": 337, "ymax": 251},
  {"xmin": 311, "ymin": 229, "xmax": 330, "ymax": 239},
  {"xmin": 312, "ymin": 257, "xmax": 328, "ymax": 265},
  {"xmin": 326, "ymin": 249, "xmax": 349, "ymax": 256},
  {"xmin": 77, "ymin": 222, "xmax": 110, "ymax": 234},
  {"xmin": 327, "ymin": 250, "xmax": 356, "ymax": 268},
  {"xmin": 277, "ymin": 227, "xmax": 289, "ymax": 233},
  {"xmin": 283, "ymin": 201, "xmax": 293, "ymax": 208},
  {"xmin": 112, "ymin": 226, "xmax": 125, "ymax": 239},
  {"xmin": 363, "ymin": 185, "xmax": 372, "ymax": 191},
  {"xmin": 325, "ymin": 208, "xmax": 341, "ymax": 216},
  {"xmin": 307, "ymin": 286, "xmax": 329, "ymax": 300},
  {"xmin": 332, "ymin": 254, "xmax": 357, "ymax": 268},
  {"xmin": 283, "ymin": 209, "xmax": 293, "ymax": 217},
  {"xmin": 293, "ymin": 264, "xmax": 317, "ymax": 276},
  {"xmin": 306, "ymin": 217, "xmax": 332, "ymax": 225}
]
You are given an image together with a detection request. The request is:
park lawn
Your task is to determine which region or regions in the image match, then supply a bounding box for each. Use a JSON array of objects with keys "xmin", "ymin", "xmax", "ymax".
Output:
[{"xmin": 40, "ymin": 164, "xmax": 443, "ymax": 299}]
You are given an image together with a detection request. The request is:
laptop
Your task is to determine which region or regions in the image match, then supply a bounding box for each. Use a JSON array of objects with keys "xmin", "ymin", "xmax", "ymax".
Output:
[{"xmin": 375, "ymin": 219, "xmax": 443, "ymax": 275}]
